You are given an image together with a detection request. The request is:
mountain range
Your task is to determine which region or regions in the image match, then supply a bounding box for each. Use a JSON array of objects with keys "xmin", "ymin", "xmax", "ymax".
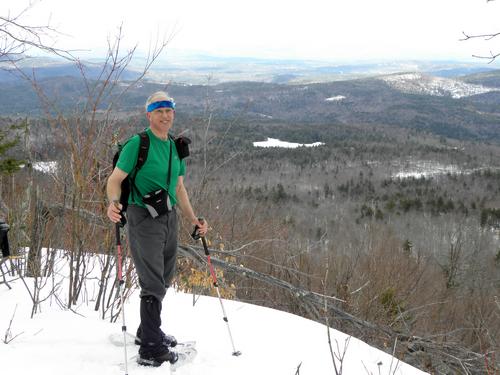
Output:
[
  {"xmin": 2, "ymin": 55, "xmax": 500, "ymax": 83},
  {"xmin": 1, "ymin": 56, "xmax": 500, "ymax": 142}
]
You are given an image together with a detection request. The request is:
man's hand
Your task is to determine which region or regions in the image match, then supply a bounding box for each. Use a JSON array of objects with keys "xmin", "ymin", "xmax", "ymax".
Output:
[
  {"xmin": 107, "ymin": 201, "xmax": 123, "ymax": 223},
  {"xmin": 194, "ymin": 217, "xmax": 208, "ymax": 236},
  {"xmin": 106, "ymin": 167, "xmax": 128, "ymax": 224}
]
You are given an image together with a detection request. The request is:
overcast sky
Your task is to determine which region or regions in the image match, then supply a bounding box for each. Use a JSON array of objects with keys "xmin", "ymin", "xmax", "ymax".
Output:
[{"xmin": 3, "ymin": 0, "xmax": 500, "ymax": 62}]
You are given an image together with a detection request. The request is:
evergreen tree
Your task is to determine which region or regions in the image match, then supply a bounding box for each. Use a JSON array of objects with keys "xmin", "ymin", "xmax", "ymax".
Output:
[{"xmin": 0, "ymin": 120, "xmax": 24, "ymax": 175}]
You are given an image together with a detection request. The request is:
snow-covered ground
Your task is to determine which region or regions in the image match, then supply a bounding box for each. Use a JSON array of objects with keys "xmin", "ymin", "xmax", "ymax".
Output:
[
  {"xmin": 392, "ymin": 160, "xmax": 463, "ymax": 179},
  {"xmin": 0, "ymin": 266, "xmax": 427, "ymax": 375},
  {"xmin": 20, "ymin": 161, "xmax": 58, "ymax": 174},
  {"xmin": 253, "ymin": 137, "xmax": 324, "ymax": 148},
  {"xmin": 325, "ymin": 95, "xmax": 346, "ymax": 102},
  {"xmin": 390, "ymin": 160, "xmax": 500, "ymax": 179},
  {"xmin": 33, "ymin": 161, "xmax": 58, "ymax": 174},
  {"xmin": 380, "ymin": 72, "xmax": 497, "ymax": 98}
]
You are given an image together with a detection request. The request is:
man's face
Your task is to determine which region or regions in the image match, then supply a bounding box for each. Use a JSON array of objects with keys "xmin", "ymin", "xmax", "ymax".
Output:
[{"xmin": 147, "ymin": 107, "xmax": 175, "ymax": 134}]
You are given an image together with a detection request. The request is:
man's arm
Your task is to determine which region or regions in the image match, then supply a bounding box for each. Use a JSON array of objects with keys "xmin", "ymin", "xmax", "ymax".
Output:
[
  {"xmin": 176, "ymin": 176, "xmax": 208, "ymax": 235},
  {"xmin": 106, "ymin": 167, "xmax": 128, "ymax": 223}
]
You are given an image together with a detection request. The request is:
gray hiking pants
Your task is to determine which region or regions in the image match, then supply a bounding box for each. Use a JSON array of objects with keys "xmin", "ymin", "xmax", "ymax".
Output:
[{"xmin": 126, "ymin": 205, "xmax": 178, "ymax": 302}]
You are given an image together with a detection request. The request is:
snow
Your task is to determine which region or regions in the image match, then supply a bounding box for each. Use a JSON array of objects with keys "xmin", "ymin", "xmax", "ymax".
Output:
[
  {"xmin": 253, "ymin": 137, "xmax": 325, "ymax": 148},
  {"xmin": 393, "ymin": 161, "xmax": 462, "ymax": 179},
  {"xmin": 391, "ymin": 160, "xmax": 498, "ymax": 179},
  {"xmin": 255, "ymin": 112, "xmax": 274, "ymax": 119},
  {"xmin": 380, "ymin": 72, "xmax": 498, "ymax": 99},
  {"xmin": 20, "ymin": 161, "xmax": 58, "ymax": 174},
  {"xmin": 33, "ymin": 161, "xmax": 58, "ymax": 174},
  {"xmin": 325, "ymin": 95, "xmax": 346, "ymax": 102},
  {"xmin": 0, "ymin": 254, "xmax": 427, "ymax": 375}
]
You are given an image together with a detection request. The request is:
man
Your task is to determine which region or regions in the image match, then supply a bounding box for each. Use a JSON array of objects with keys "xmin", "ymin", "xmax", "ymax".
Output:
[{"xmin": 106, "ymin": 91, "xmax": 208, "ymax": 366}]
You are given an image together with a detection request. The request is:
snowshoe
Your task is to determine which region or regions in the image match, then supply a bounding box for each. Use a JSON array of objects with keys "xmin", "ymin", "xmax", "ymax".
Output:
[{"xmin": 137, "ymin": 348, "xmax": 178, "ymax": 367}]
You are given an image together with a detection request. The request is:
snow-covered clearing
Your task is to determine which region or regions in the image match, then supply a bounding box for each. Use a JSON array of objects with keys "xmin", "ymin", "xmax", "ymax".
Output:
[
  {"xmin": 253, "ymin": 137, "xmax": 324, "ymax": 148},
  {"xmin": 0, "ymin": 252, "xmax": 427, "ymax": 375},
  {"xmin": 325, "ymin": 95, "xmax": 346, "ymax": 102}
]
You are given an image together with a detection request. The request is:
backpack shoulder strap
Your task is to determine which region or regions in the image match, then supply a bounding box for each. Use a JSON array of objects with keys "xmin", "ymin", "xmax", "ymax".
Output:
[
  {"xmin": 136, "ymin": 130, "xmax": 150, "ymax": 171},
  {"xmin": 128, "ymin": 130, "xmax": 150, "ymax": 203}
]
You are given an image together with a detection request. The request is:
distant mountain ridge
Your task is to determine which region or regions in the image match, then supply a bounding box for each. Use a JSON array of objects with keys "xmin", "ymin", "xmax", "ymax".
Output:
[
  {"xmin": 0, "ymin": 62, "xmax": 141, "ymax": 82},
  {"xmin": 1, "ymin": 56, "xmax": 500, "ymax": 143},
  {"xmin": 1, "ymin": 55, "xmax": 499, "ymax": 84}
]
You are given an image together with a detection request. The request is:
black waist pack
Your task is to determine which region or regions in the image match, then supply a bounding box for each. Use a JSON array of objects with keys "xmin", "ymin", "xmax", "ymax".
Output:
[{"xmin": 142, "ymin": 189, "xmax": 172, "ymax": 218}]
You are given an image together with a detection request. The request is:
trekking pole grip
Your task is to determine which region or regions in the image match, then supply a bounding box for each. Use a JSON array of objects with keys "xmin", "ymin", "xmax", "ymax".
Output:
[{"xmin": 190, "ymin": 217, "xmax": 210, "ymax": 255}]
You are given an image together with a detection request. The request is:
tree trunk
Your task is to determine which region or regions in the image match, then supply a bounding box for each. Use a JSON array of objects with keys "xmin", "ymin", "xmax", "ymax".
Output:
[{"xmin": 26, "ymin": 187, "xmax": 42, "ymax": 277}]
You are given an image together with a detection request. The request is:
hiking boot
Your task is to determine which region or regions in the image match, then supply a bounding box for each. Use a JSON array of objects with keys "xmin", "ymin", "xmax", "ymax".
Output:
[
  {"xmin": 137, "ymin": 349, "xmax": 179, "ymax": 367},
  {"xmin": 135, "ymin": 325, "xmax": 178, "ymax": 347}
]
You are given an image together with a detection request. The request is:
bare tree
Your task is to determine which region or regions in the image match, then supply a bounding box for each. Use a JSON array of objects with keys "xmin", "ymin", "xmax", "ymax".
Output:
[
  {"xmin": 1, "ymin": 3, "xmax": 172, "ymax": 321},
  {"xmin": 0, "ymin": 2, "xmax": 74, "ymax": 223},
  {"xmin": 10, "ymin": 25, "xmax": 172, "ymax": 314},
  {"xmin": 0, "ymin": 2, "xmax": 73, "ymax": 62}
]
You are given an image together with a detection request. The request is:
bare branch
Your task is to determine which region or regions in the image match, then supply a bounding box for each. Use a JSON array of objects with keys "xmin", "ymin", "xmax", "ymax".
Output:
[
  {"xmin": 0, "ymin": 4, "xmax": 75, "ymax": 61},
  {"xmin": 460, "ymin": 0, "xmax": 500, "ymax": 62},
  {"xmin": 471, "ymin": 51, "xmax": 500, "ymax": 64},
  {"xmin": 3, "ymin": 304, "xmax": 24, "ymax": 344},
  {"xmin": 294, "ymin": 362, "xmax": 302, "ymax": 375},
  {"xmin": 461, "ymin": 31, "xmax": 500, "ymax": 42},
  {"xmin": 0, "ymin": 257, "xmax": 12, "ymax": 289}
]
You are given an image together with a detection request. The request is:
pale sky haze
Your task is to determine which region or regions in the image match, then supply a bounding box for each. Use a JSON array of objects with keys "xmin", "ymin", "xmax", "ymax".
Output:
[{"xmin": 3, "ymin": 0, "xmax": 500, "ymax": 62}]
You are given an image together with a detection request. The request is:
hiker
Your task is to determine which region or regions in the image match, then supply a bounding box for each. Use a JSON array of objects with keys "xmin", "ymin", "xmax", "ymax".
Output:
[{"xmin": 106, "ymin": 91, "xmax": 208, "ymax": 366}]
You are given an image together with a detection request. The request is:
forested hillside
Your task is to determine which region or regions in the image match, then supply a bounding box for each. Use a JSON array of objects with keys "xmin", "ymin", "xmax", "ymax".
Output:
[{"xmin": 2, "ymin": 70, "xmax": 500, "ymax": 142}]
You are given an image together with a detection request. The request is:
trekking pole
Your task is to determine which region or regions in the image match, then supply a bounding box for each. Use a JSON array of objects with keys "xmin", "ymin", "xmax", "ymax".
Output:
[
  {"xmin": 115, "ymin": 222, "xmax": 129, "ymax": 375},
  {"xmin": 191, "ymin": 221, "xmax": 242, "ymax": 357}
]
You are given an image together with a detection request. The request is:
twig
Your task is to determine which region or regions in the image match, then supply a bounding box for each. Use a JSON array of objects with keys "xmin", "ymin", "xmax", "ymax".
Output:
[
  {"xmin": 216, "ymin": 238, "xmax": 286, "ymax": 254},
  {"xmin": 388, "ymin": 337, "xmax": 401, "ymax": 375},
  {"xmin": 3, "ymin": 304, "xmax": 24, "ymax": 344},
  {"xmin": 350, "ymin": 280, "xmax": 370, "ymax": 295},
  {"xmin": 361, "ymin": 360, "xmax": 372, "ymax": 375},
  {"xmin": 324, "ymin": 263, "xmax": 340, "ymax": 374},
  {"xmin": 294, "ymin": 362, "xmax": 302, "ymax": 375},
  {"xmin": 461, "ymin": 31, "xmax": 500, "ymax": 42},
  {"xmin": 0, "ymin": 257, "xmax": 12, "ymax": 289}
]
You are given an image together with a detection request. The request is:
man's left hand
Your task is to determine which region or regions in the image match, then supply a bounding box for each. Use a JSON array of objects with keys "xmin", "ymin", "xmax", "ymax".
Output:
[{"xmin": 194, "ymin": 217, "xmax": 208, "ymax": 236}]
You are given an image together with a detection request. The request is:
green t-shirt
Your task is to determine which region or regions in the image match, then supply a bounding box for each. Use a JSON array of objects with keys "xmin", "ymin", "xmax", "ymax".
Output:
[{"xmin": 116, "ymin": 128, "xmax": 186, "ymax": 208}]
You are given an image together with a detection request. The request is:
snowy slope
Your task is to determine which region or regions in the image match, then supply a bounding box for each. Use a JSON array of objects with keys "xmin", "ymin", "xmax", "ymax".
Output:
[
  {"xmin": 379, "ymin": 72, "xmax": 498, "ymax": 98},
  {"xmin": 0, "ymin": 278, "xmax": 428, "ymax": 375}
]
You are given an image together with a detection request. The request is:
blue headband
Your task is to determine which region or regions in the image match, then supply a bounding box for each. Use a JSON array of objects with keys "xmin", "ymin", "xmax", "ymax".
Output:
[{"xmin": 147, "ymin": 100, "xmax": 175, "ymax": 113}]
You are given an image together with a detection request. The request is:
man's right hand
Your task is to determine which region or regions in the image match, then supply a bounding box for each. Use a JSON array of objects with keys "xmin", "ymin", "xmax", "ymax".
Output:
[{"xmin": 107, "ymin": 201, "xmax": 123, "ymax": 223}]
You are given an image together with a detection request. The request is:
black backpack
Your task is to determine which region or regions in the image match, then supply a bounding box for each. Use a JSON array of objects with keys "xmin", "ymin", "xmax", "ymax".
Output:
[
  {"xmin": 0, "ymin": 222, "xmax": 10, "ymax": 258},
  {"xmin": 112, "ymin": 131, "xmax": 191, "ymax": 213},
  {"xmin": 112, "ymin": 131, "xmax": 150, "ymax": 213}
]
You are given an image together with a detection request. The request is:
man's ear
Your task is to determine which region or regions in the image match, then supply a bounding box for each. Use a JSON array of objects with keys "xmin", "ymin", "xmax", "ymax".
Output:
[{"xmin": 146, "ymin": 112, "xmax": 151, "ymax": 121}]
